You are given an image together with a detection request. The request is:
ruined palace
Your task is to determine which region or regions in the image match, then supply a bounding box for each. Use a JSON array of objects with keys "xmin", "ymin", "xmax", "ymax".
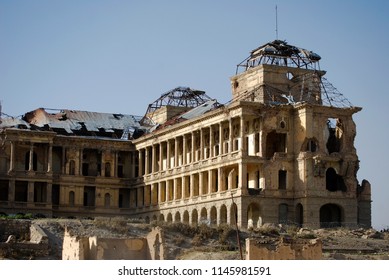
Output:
[{"xmin": 0, "ymin": 40, "xmax": 371, "ymax": 229}]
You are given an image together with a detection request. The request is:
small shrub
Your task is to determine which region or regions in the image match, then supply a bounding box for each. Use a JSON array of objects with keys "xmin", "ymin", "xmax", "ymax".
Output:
[
  {"xmin": 197, "ymin": 223, "xmax": 214, "ymax": 240},
  {"xmin": 167, "ymin": 222, "xmax": 197, "ymax": 237},
  {"xmin": 217, "ymin": 224, "xmax": 234, "ymax": 245},
  {"xmin": 286, "ymin": 225, "xmax": 299, "ymax": 237},
  {"xmin": 191, "ymin": 234, "xmax": 203, "ymax": 247},
  {"xmin": 173, "ymin": 235, "xmax": 185, "ymax": 246},
  {"xmin": 94, "ymin": 217, "xmax": 128, "ymax": 234},
  {"xmin": 255, "ymin": 225, "xmax": 280, "ymax": 236}
]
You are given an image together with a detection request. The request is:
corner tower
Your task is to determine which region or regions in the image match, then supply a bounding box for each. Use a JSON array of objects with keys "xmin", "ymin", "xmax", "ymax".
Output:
[{"xmin": 228, "ymin": 40, "xmax": 371, "ymax": 228}]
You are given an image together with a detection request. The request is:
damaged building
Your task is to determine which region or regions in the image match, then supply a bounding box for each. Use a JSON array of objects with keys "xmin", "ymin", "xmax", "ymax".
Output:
[{"xmin": 0, "ymin": 40, "xmax": 371, "ymax": 229}]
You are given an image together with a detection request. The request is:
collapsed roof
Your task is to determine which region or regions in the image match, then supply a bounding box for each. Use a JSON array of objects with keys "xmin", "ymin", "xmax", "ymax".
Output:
[{"xmin": 0, "ymin": 108, "xmax": 146, "ymax": 140}]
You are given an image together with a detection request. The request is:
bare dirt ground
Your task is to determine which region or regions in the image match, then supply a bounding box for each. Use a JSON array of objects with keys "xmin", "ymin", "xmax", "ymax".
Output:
[{"xmin": 29, "ymin": 218, "xmax": 389, "ymax": 260}]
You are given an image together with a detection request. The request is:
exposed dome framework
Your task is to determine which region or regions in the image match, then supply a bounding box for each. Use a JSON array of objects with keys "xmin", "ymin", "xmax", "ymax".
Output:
[
  {"xmin": 141, "ymin": 87, "xmax": 216, "ymax": 126},
  {"xmin": 236, "ymin": 40, "xmax": 321, "ymax": 74},
  {"xmin": 234, "ymin": 40, "xmax": 352, "ymax": 108}
]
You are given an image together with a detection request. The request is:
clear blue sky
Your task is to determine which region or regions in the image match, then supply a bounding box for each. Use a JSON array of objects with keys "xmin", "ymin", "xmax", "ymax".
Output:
[{"xmin": 1, "ymin": 0, "xmax": 388, "ymax": 229}]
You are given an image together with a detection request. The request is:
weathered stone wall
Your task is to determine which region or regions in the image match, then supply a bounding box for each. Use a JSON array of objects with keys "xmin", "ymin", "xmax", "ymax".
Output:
[
  {"xmin": 0, "ymin": 221, "xmax": 49, "ymax": 259},
  {"xmin": 62, "ymin": 227, "xmax": 165, "ymax": 260},
  {"xmin": 246, "ymin": 237, "xmax": 322, "ymax": 260},
  {"xmin": 0, "ymin": 220, "xmax": 30, "ymax": 242},
  {"xmin": 62, "ymin": 229, "xmax": 89, "ymax": 260},
  {"xmin": 146, "ymin": 226, "xmax": 165, "ymax": 260}
]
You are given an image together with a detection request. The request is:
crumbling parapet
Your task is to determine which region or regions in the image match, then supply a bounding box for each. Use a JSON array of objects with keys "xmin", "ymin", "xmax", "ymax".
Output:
[{"xmin": 246, "ymin": 237, "xmax": 322, "ymax": 260}]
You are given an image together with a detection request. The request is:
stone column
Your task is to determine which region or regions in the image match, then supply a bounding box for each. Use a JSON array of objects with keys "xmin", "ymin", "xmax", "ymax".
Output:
[
  {"xmin": 151, "ymin": 183, "xmax": 158, "ymax": 205},
  {"xmin": 219, "ymin": 123, "xmax": 224, "ymax": 155},
  {"xmin": 199, "ymin": 172, "xmax": 204, "ymax": 195},
  {"xmin": 8, "ymin": 179, "xmax": 15, "ymax": 202},
  {"xmin": 229, "ymin": 119, "xmax": 233, "ymax": 153},
  {"xmin": 239, "ymin": 163, "xmax": 248, "ymax": 194},
  {"xmin": 217, "ymin": 168, "xmax": 223, "ymax": 192},
  {"xmin": 182, "ymin": 135, "xmax": 187, "ymax": 165},
  {"xmin": 160, "ymin": 142, "xmax": 164, "ymax": 170},
  {"xmin": 145, "ymin": 147, "xmax": 150, "ymax": 175},
  {"xmin": 209, "ymin": 125, "xmax": 214, "ymax": 158},
  {"xmin": 152, "ymin": 145, "xmax": 156, "ymax": 173},
  {"xmin": 79, "ymin": 148, "xmax": 83, "ymax": 175},
  {"xmin": 61, "ymin": 147, "xmax": 66, "ymax": 174},
  {"xmin": 8, "ymin": 141, "xmax": 15, "ymax": 172},
  {"xmin": 28, "ymin": 143, "xmax": 34, "ymax": 171},
  {"xmin": 166, "ymin": 141, "xmax": 171, "ymax": 169},
  {"xmin": 182, "ymin": 176, "xmax": 187, "ymax": 198},
  {"xmin": 191, "ymin": 132, "xmax": 196, "ymax": 163},
  {"xmin": 27, "ymin": 181, "xmax": 34, "ymax": 203},
  {"xmin": 158, "ymin": 182, "xmax": 163, "ymax": 203},
  {"xmin": 240, "ymin": 116, "xmax": 246, "ymax": 154},
  {"xmin": 47, "ymin": 143, "xmax": 53, "ymax": 173},
  {"xmin": 46, "ymin": 183, "xmax": 52, "ymax": 204},
  {"xmin": 175, "ymin": 137, "xmax": 179, "ymax": 167},
  {"xmin": 207, "ymin": 170, "xmax": 213, "ymax": 195},
  {"xmin": 200, "ymin": 129, "xmax": 204, "ymax": 160},
  {"xmin": 190, "ymin": 174, "xmax": 195, "ymax": 197},
  {"xmin": 138, "ymin": 149, "xmax": 144, "ymax": 176}
]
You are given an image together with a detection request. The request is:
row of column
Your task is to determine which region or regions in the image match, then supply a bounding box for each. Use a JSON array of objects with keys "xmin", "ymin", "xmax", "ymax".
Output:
[
  {"xmin": 8, "ymin": 142, "xmax": 53, "ymax": 173},
  {"xmin": 7, "ymin": 141, "xmax": 138, "ymax": 178},
  {"xmin": 139, "ymin": 117, "xmax": 247, "ymax": 176},
  {"xmin": 133, "ymin": 166, "xmax": 248, "ymax": 208},
  {"xmin": 6, "ymin": 180, "xmax": 52, "ymax": 204}
]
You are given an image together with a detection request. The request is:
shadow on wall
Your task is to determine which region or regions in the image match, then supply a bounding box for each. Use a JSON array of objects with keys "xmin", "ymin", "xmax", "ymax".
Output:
[{"xmin": 62, "ymin": 226, "xmax": 164, "ymax": 260}]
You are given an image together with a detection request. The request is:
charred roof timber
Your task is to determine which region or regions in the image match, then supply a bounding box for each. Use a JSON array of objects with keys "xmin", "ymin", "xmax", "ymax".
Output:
[{"xmin": 236, "ymin": 40, "xmax": 321, "ymax": 74}]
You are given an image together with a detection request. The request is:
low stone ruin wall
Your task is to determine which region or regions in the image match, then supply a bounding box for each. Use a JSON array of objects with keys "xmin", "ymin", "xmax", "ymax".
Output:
[
  {"xmin": 246, "ymin": 237, "xmax": 322, "ymax": 260},
  {"xmin": 62, "ymin": 226, "xmax": 165, "ymax": 260},
  {"xmin": 0, "ymin": 220, "xmax": 49, "ymax": 259}
]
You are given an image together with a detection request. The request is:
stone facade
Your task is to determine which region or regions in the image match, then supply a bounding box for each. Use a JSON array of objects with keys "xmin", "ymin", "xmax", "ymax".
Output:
[{"xmin": 0, "ymin": 40, "xmax": 371, "ymax": 229}]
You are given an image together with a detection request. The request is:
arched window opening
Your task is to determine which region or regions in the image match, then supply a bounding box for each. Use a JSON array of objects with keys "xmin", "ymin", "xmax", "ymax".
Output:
[
  {"xmin": 220, "ymin": 205, "xmax": 227, "ymax": 225},
  {"xmin": 166, "ymin": 213, "xmax": 173, "ymax": 223},
  {"xmin": 295, "ymin": 204, "xmax": 304, "ymax": 228},
  {"xmin": 104, "ymin": 193, "xmax": 111, "ymax": 208},
  {"xmin": 191, "ymin": 209, "xmax": 198, "ymax": 226},
  {"xmin": 174, "ymin": 212, "xmax": 181, "ymax": 223},
  {"xmin": 247, "ymin": 203, "xmax": 261, "ymax": 229},
  {"xmin": 320, "ymin": 204, "xmax": 342, "ymax": 228},
  {"xmin": 210, "ymin": 207, "xmax": 217, "ymax": 226}
]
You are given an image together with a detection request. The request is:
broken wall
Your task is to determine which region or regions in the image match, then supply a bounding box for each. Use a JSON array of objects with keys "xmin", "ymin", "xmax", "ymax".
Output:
[
  {"xmin": 245, "ymin": 237, "xmax": 322, "ymax": 260},
  {"xmin": 62, "ymin": 227, "xmax": 164, "ymax": 260},
  {"xmin": 0, "ymin": 221, "xmax": 49, "ymax": 259}
]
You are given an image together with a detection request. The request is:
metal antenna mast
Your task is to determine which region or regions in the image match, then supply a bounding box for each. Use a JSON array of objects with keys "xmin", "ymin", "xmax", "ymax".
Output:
[{"xmin": 275, "ymin": 5, "xmax": 279, "ymax": 39}]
